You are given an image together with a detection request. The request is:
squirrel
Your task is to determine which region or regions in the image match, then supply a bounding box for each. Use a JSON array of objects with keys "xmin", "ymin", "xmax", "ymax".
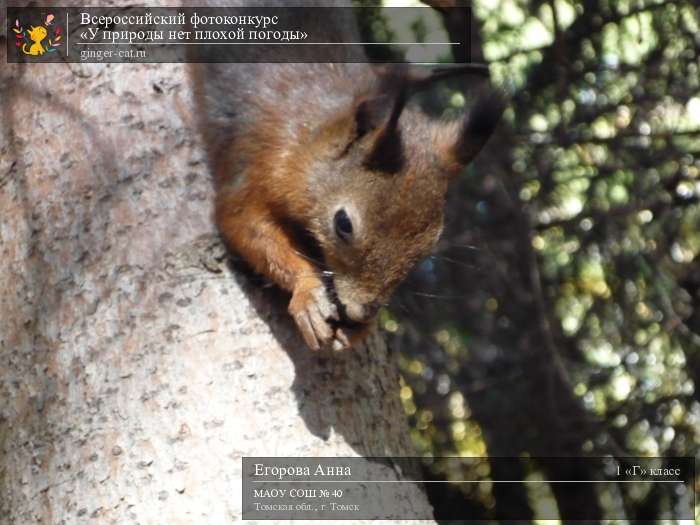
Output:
[{"xmin": 190, "ymin": 6, "xmax": 503, "ymax": 351}]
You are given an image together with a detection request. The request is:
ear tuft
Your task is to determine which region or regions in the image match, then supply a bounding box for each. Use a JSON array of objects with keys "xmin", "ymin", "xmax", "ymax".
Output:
[
  {"xmin": 364, "ymin": 126, "xmax": 404, "ymax": 173},
  {"xmin": 363, "ymin": 82, "xmax": 407, "ymax": 174},
  {"xmin": 355, "ymin": 95, "xmax": 393, "ymax": 138},
  {"xmin": 454, "ymin": 90, "xmax": 506, "ymax": 166}
]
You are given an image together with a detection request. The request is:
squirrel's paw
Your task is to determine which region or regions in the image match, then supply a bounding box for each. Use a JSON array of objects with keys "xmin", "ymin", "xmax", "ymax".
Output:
[{"xmin": 289, "ymin": 284, "xmax": 340, "ymax": 351}]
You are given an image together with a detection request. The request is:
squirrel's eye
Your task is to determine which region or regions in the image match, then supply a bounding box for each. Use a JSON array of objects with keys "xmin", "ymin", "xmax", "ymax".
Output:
[{"xmin": 334, "ymin": 209, "xmax": 353, "ymax": 242}]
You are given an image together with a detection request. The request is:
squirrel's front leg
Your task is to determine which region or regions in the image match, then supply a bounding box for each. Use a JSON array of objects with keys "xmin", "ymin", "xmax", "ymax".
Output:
[{"xmin": 216, "ymin": 191, "xmax": 347, "ymax": 351}]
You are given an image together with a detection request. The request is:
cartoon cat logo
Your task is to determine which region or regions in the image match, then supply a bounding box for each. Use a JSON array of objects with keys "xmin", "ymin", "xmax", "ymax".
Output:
[
  {"xmin": 12, "ymin": 14, "xmax": 62, "ymax": 57},
  {"xmin": 23, "ymin": 25, "xmax": 48, "ymax": 55}
]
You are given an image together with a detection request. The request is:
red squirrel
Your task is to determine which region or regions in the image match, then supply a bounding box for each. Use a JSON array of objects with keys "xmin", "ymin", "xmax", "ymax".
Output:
[{"xmin": 190, "ymin": 11, "xmax": 503, "ymax": 351}]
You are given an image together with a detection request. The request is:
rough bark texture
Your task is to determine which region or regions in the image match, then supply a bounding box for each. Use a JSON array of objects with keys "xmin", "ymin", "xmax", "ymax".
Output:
[{"xmin": 0, "ymin": 10, "xmax": 435, "ymax": 523}]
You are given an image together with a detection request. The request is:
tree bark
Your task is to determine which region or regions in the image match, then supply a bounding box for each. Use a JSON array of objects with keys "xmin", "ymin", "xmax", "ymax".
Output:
[{"xmin": 0, "ymin": 24, "xmax": 434, "ymax": 525}]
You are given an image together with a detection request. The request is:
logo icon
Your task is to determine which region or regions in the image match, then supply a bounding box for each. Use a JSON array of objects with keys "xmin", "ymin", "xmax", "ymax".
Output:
[{"xmin": 12, "ymin": 14, "xmax": 62, "ymax": 57}]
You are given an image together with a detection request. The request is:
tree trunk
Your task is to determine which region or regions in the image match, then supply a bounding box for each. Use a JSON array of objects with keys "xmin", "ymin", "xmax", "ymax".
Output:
[{"xmin": 0, "ymin": 27, "xmax": 434, "ymax": 525}]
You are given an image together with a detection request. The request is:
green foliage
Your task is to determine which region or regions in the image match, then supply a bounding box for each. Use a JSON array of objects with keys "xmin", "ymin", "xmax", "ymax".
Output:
[{"xmin": 379, "ymin": 0, "xmax": 700, "ymax": 520}]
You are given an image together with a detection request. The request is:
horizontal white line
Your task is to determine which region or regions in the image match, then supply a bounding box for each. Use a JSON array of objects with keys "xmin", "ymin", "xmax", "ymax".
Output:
[
  {"xmin": 251, "ymin": 480, "xmax": 684, "ymax": 483},
  {"xmin": 74, "ymin": 42, "xmax": 458, "ymax": 45}
]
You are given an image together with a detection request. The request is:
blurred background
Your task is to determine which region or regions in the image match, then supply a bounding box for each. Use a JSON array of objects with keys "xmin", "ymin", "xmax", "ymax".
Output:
[{"xmin": 358, "ymin": 0, "xmax": 700, "ymax": 521}]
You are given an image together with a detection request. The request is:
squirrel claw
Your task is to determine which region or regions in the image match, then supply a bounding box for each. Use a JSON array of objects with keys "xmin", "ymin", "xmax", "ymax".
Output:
[
  {"xmin": 289, "ymin": 284, "xmax": 336, "ymax": 351},
  {"xmin": 334, "ymin": 329, "xmax": 351, "ymax": 350},
  {"xmin": 293, "ymin": 311, "xmax": 322, "ymax": 351}
]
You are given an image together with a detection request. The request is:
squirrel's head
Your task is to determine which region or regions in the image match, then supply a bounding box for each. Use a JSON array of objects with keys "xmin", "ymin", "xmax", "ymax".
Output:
[{"xmin": 305, "ymin": 71, "xmax": 505, "ymax": 326}]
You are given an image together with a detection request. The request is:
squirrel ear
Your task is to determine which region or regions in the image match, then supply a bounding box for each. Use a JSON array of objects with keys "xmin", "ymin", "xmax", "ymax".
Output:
[
  {"xmin": 362, "ymin": 83, "xmax": 407, "ymax": 174},
  {"xmin": 354, "ymin": 94, "xmax": 393, "ymax": 138},
  {"xmin": 338, "ymin": 68, "xmax": 410, "ymax": 173},
  {"xmin": 442, "ymin": 90, "xmax": 505, "ymax": 176}
]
